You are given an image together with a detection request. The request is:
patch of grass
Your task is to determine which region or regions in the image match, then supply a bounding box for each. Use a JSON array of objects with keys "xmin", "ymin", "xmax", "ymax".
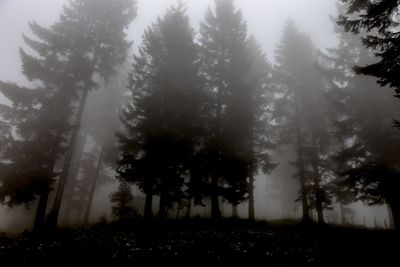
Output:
[{"xmin": 0, "ymin": 218, "xmax": 397, "ymax": 265}]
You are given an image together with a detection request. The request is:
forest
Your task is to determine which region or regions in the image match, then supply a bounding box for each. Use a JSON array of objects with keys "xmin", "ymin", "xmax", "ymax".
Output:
[{"xmin": 0, "ymin": 0, "xmax": 399, "ymax": 264}]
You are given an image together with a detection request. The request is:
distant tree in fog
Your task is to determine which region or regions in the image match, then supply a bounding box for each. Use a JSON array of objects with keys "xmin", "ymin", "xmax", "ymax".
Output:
[
  {"xmin": 117, "ymin": 4, "xmax": 205, "ymax": 219},
  {"xmin": 199, "ymin": 0, "xmax": 276, "ymax": 220},
  {"xmin": 0, "ymin": 107, "xmax": 11, "ymax": 163},
  {"xmin": 274, "ymin": 20, "xmax": 333, "ymax": 224},
  {"xmin": 338, "ymin": 0, "xmax": 400, "ymax": 128},
  {"xmin": 0, "ymin": 40, "xmax": 76, "ymax": 232},
  {"xmin": 48, "ymin": 0, "xmax": 136, "ymax": 228},
  {"xmin": 0, "ymin": 0, "xmax": 136, "ymax": 231},
  {"xmin": 110, "ymin": 181, "xmax": 136, "ymax": 221}
]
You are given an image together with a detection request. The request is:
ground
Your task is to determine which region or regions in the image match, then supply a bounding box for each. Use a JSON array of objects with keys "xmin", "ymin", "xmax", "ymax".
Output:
[{"xmin": 0, "ymin": 219, "xmax": 397, "ymax": 266}]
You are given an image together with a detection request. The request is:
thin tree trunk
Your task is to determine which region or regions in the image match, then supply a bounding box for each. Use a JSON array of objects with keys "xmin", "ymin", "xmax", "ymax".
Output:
[
  {"xmin": 388, "ymin": 200, "xmax": 400, "ymax": 230},
  {"xmin": 248, "ymin": 124, "xmax": 255, "ymax": 220},
  {"xmin": 33, "ymin": 148, "xmax": 60, "ymax": 232},
  {"xmin": 248, "ymin": 171, "xmax": 255, "ymax": 220},
  {"xmin": 49, "ymin": 89, "xmax": 89, "ymax": 228},
  {"xmin": 62, "ymin": 129, "xmax": 88, "ymax": 225},
  {"xmin": 186, "ymin": 198, "xmax": 192, "ymax": 219},
  {"xmin": 83, "ymin": 147, "xmax": 104, "ymax": 226},
  {"xmin": 33, "ymin": 190, "xmax": 49, "ymax": 233},
  {"xmin": 158, "ymin": 187, "xmax": 167, "ymax": 219},
  {"xmin": 232, "ymin": 204, "xmax": 238, "ymax": 218},
  {"xmin": 144, "ymin": 192, "xmax": 153, "ymax": 220},
  {"xmin": 211, "ymin": 83, "xmax": 223, "ymax": 220},
  {"xmin": 386, "ymin": 204, "xmax": 395, "ymax": 229},
  {"xmin": 176, "ymin": 201, "xmax": 182, "ymax": 220},
  {"xmin": 211, "ymin": 175, "xmax": 220, "ymax": 219},
  {"xmin": 339, "ymin": 202, "xmax": 346, "ymax": 225},
  {"xmin": 295, "ymin": 124, "xmax": 311, "ymax": 223},
  {"xmin": 294, "ymin": 95, "xmax": 311, "ymax": 224},
  {"xmin": 311, "ymin": 134, "xmax": 324, "ymax": 224}
]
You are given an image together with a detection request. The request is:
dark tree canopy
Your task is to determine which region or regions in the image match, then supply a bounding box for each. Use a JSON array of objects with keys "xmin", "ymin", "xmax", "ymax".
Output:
[
  {"xmin": 0, "ymin": 0, "xmax": 136, "ymax": 231},
  {"xmin": 328, "ymin": 4, "xmax": 400, "ymax": 228},
  {"xmin": 199, "ymin": 0, "xmax": 276, "ymax": 219},
  {"xmin": 117, "ymin": 4, "xmax": 205, "ymax": 219},
  {"xmin": 338, "ymin": 0, "xmax": 400, "ymax": 126}
]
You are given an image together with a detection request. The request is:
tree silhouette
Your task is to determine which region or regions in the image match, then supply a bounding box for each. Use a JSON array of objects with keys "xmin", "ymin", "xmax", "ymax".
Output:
[
  {"xmin": 117, "ymin": 4, "xmax": 205, "ymax": 219},
  {"xmin": 274, "ymin": 20, "xmax": 333, "ymax": 224},
  {"xmin": 338, "ymin": 0, "xmax": 400, "ymax": 128},
  {"xmin": 110, "ymin": 181, "xmax": 136, "ymax": 221},
  {"xmin": 199, "ymin": 0, "xmax": 276, "ymax": 220},
  {"xmin": 329, "ymin": 4, "xmax": 400, "ymax": 229},
  {"xmin": 0, "ymin": 0, "xmax": 136, "ymax": 231}
]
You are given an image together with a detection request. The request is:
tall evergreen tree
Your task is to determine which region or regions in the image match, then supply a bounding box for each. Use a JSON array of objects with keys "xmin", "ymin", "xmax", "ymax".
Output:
[
  {"xmin": 117, "ymin": 4, "xmax": 205, "ymax": 219},
  {"xmin": 199, "ymin": 0, "xmax": 275, "ymax": 220},
  {"xmin": 0, "ymin": 0, "xmax": 136, "ymax": 231},
  {"xmin": 110, "ymin": 181, "xmax": 136, "ymax": 221},
  {"xmin": 338, "ymin": 0, "xmax": 400, "ymax": 127},
  {"xmin": 274, "ymin": 21, "xmax": 332, "ymax": 224},
  {"xmin": 329, "ymin": 3, "xmax": 400, "ymax": 229},
  {"xmin": 0, "ymin": 64, "xmax": 75, "ymax": 232},
  {"xmin": 48, "ymin": 0, "xmax": 136, "ymax": 227}
]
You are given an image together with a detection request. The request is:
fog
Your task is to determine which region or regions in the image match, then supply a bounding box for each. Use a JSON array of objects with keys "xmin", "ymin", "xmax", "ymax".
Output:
[{"xmin": 0, "ymin": 0, "xmax": 396, "ymax": 234}]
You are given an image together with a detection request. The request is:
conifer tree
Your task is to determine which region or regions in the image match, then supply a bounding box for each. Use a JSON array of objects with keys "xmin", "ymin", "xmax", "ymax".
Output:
[
  {"xmin": 338, "ymin": 0, "xmax": 400, "ymax": 127},
  {"xmin": 199, "ymin": 0, "xmax": 275, "ymax": 220},
  {"xmin": 110, "ymin": 181, "xmax": 136, "ymax": 221},
  {"xmin": 0, "ymin": 0, "xmax": 136, "ymax": 230},
  {"xmin": 274, "ymin": 21, "xmax": 332, "ymax": 224},
  {"xmin": 117, "ymin": 4, "xmax": 205, "ymax": 219},
  {"xmin": 329, "ymin": 3, "xmax": 400, "ymax": 229}
]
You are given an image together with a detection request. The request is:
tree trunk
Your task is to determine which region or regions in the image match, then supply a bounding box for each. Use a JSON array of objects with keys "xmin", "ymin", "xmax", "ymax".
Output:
[
  {"xmin": 232, "ymin": 204, "xmax": 238, "ymax": 218},
  {"xmin": 295, "ymin": 125, "xmax": 311, "ymax": 223},
  {"xmin": 144, "ymin": 192, "xmax": 153, "ymax": 220},
  {"xmin": 211, "ymin": 81, "xmax": 223, "ymax": 220},
  {"xmin": 248, "ymin": 171, "xmax": 255, "ymax": 220},
  {"xmin": 339, "ymin": 202, "xmax": 346, "ymax": 225},
  {"xmin": 158, "ymin": 188, "xmax": 167, "ymax": 219},
  {"xmin": 33, "ymin": 190, "xmax": 49, "ymax": 233},
  {"xmin": 62, "ymin": 129, "xmax": 88, "ymax": 225},
  {"xmin": 388, "ymin": 200, "xmax": 400, "ymax": 230},
  {"xmin": 311, "ymin": 134, "xmax": 324, "ymax": 225},
  {"xmin": 186, "ymin": 198, "xmax": 192, "ymax": 219},
  {"xmin": 83, "ymin": 147, "xmax": 103, "ymax": 226},
  {"xmin": 49, "ymin": 89, "xmax": 89, "ymax": 229},
  {"xmin": 248, "ymin": 124, "xmax": 255, "ymax": 220},
  {"xmin": 211, "ymin": 175, "xmax": 220, "ymax": 219},
  {"xmin": 386, "ymin": 204, "xmax": 395, "ymax": 229},
  {"xmin": 294, "ymin": 95, "xmax": 311, "ymax": 224}
]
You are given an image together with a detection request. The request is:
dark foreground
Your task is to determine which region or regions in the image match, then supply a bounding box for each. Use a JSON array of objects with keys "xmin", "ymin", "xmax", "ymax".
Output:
[{"xmin": 0, "ymin": 219, "xmax": 397, "ymax": 266}]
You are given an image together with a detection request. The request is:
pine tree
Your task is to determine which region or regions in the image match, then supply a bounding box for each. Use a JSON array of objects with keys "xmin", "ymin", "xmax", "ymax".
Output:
[
  {"xmin": 48, "ymin": 0, "xmax": 136, "ymax": 228},
  {"xmin": 110, "ymin": 181, "xmax": 136, "ymax": 221},
  {"xmin": 0, "ymin": 70, "xmax": 74, "ymax": 232},
  {"xmin": 199, "ymin": 0, "xmax": 245, "ymax": 219},
  {"xmin": 274, "ymin": 20, "xmax": 333, "ymax": 224},
  {"xmin": 117, "ymin": 4, "xmax": 205, "ymax": 220},
  {"xmin": 0, "ymin": 0, "xmax": 136, "ymax": 231},
  {"xmin": 329, "ymin": 3, "xmax": 400, "ymax": 229},
  {"xmin": 199, "ymin": 0, "xmax": 275, "ymax": 220},
  {"xmin": 338, "ymin": 0, "xmax": 400, "ymax": 127}
]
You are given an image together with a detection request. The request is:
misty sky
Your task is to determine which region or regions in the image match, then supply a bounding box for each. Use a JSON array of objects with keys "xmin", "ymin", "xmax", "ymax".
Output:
[{"xmin": 0, "ymin": 0, "xmax": 338, "ymax": 87}]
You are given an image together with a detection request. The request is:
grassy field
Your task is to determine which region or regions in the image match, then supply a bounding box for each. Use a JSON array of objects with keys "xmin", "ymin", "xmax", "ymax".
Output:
[{"xmin": 0, "ymin": 219, "xmax": 397, "ymax": 266}]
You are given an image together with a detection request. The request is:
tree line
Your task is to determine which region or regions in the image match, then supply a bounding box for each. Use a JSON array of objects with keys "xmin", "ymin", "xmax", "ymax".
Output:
[{"xmin": 0, "ymin": 0, "xmax": 399, "ymax": 232}]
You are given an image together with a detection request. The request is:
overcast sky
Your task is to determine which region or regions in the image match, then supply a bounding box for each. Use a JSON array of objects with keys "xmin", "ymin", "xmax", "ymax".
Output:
[{"xmin": 0, "ymin": 0, "xmax": 338, "ymax": 86}]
